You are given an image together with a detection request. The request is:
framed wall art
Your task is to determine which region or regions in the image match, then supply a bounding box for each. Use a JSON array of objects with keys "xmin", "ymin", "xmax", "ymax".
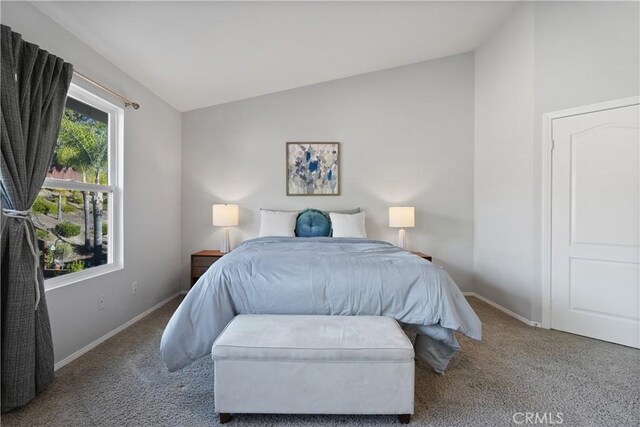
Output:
[{"xmin": 286, "ymin": 142, "xmax": 340, "ymax": 196}]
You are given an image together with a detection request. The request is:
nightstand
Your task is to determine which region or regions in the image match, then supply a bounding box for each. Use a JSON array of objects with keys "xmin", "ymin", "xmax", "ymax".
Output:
[
  {"xmin": 411, "ymin": 251, "xmax": 432, "ymax": 262},
  {"xmin": 191, "ymin": 250, "xmax": 226, "ymax": 287}
]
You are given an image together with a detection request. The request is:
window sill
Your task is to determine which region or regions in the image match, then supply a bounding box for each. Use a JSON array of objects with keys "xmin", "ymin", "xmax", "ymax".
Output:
[{"xmin": 44, "ymin": 262, "xmax": 123, "ymax": 291}]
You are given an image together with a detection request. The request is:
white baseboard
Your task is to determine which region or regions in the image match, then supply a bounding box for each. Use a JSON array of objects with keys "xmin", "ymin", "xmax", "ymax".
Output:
[
  {"xmin": 54, "ymin": 292, "xmax": 181, "ymax": 371},
  {"xmin": 463, "ymin": 292, "xmax": 541, "ymax": 328}
]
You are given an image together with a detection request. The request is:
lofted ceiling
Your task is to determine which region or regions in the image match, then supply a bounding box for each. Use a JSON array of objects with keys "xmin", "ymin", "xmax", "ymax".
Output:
[{"xmin": 34, "ymin": 1, "xmax": 515, "ymax": 112}]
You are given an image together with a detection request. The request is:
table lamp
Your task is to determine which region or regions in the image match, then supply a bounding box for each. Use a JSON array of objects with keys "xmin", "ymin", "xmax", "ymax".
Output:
[
  {"xmin": 389, "ymin": 206, "xmax": 415, "ymax": 250},
  {"xmin": 212, "ymin": 204, "xmax": 239, "ymax": 253}
]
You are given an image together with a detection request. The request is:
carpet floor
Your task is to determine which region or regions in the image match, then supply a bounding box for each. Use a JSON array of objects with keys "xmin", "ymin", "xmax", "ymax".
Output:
[{"xmin": 2, "ymin": 297, "xmax": 639, "ymax": 427}]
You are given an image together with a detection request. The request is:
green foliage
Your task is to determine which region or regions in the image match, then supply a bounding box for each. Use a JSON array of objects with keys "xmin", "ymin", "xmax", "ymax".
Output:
[
  {"xmin": 44, "ymin": 250, "xmax": 56, "ymax": 269},
  {"xmin": 58, "ymin": 242, "xmax": 73, "ymax": 258},
  {"xmin": 54, "ymin": 109, "xmax": 108, "ymax": 184},
  {"xmin": 33, "ymin": 196, "xmax": 57, "ymax": 215},
  {"xmin": 62, "ymin": 203, "xmax": 77, "ymax": 213},
  {"xmin": 67, "ymin": 260, "xmax": 85, "ymax": 273},
  {"xmin": 68, "ymin": 190, "xmax": 83, "ymax": 203},
  {"xmin": 102, "ymin": 222, "xmax": 108, "ymax": 236},
  {"xmin": 55, "ymin": 221, "xmax": 81, "ymax": 238},
  {"xmin": 36, "ymin": 229, "xmax": 50, "ymax": 241},
  {"xmin": 51, "ymin": 241, "xmax": 73, "ymax": 260},
  {"xmin": 34, "ymin": 192, "xmax": 76, "ymax": 214},
  {"xmin": 32, "ymin": 197, "xmax": 48, "ymax": 214}
]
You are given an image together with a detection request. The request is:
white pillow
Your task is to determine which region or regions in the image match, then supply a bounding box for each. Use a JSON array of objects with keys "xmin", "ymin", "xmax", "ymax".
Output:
[
  {"xmin": 259, "ymin": 210, "xmax": 298, "ymax": 237},
  {"xmin": 330, "ymin": 212, "xmax": 367, "ymax": 238}
]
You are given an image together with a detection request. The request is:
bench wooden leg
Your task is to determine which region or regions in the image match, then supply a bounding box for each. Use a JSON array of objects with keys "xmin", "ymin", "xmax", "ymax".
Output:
[
  {"xmin": 398, "ymin": 414, "xmax": 411, "ymax": 424},
  {"xmin": 219, "ymin": 413, "xmax": 231, "ymax": 424}
]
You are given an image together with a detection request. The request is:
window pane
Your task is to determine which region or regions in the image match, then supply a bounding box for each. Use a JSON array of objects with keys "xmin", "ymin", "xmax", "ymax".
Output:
[
  {"xmin": 47, "ymin": 97, "xmax": 109, "ymax": 185},
  {"xmin": 34, "ymin": 188, "xmax": 110, "ymax": 279}
]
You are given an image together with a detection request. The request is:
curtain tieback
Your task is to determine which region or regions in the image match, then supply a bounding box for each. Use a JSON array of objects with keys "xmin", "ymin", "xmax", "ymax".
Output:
[{"xmin": 2, "ymin": 208, "xmax": 41, "ymax": 310}]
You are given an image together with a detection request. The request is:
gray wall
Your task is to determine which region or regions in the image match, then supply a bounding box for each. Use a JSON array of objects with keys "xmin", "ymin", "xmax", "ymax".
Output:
[
  {"xmin": 182, "ymin": 53, "xmax": 475, "ymax": 292},
  {"xmin": 474, "ymin": 3, "xmax": 535, "ymax": 319},
  {"xmin": 530, "ymin": 0, "xmax": 640, "ymax": 322},
  {"xmin": 1, "ymin": 2, "xmax": 183, "ymax": 364},
  {"xmin": 474, "ymin": 1, "xmax": 639, "ymax": 322}
]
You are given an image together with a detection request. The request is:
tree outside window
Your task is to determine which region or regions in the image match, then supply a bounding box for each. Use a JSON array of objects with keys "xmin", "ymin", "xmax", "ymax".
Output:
[{"xmin": 35, "ymin": 93, "xmax": 117, "ymax": 281}]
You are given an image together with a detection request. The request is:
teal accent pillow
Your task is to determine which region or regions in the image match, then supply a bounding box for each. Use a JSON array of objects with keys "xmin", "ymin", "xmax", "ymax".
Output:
[{"xmin": 295, "ymin": 209, "xmax": 332, "ymax": 237}]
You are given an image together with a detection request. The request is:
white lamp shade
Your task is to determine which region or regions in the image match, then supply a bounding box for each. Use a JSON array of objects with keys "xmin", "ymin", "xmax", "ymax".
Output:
[
  {"xmin": 212, "ymin": 204, "xmax": 239, "ymax": 227},
  {"xmin": 389, "ymin": 207, "xmax": 415, "ymax": 228}
]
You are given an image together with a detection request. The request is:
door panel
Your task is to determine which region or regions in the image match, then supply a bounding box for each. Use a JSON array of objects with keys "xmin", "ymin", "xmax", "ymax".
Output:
[
  {"xmin": 571, "ymin": 127, "xmax": 639, "ymax": 246},
  {"xmin": 570, "ymin": 258, "xmax": 639, "ymax": 321},
  {"xmin": 551, "ymin": 103, "xmax": 640, "ymax": 348}
]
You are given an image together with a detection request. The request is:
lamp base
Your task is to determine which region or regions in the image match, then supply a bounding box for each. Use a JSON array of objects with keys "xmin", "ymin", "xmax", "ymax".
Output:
[
  {"xmin": 221, "ymin": 227, "xmax": 230, "ymax": 253},
  {"xmin": 398, "ymin": 228, "xmax": 406, "ymax": 250}
]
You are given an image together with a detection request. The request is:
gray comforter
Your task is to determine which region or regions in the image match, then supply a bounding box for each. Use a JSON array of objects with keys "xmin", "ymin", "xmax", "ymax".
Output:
[{"xmin": 161, "ymin": 237, "xmax": 481, "ymax": 373}]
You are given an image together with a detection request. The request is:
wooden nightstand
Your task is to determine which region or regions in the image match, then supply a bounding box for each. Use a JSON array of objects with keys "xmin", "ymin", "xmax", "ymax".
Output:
[
  {"xmin": 191, "ymin": 250, "xmax": 226, "ymax": 287},
  {"xmin": 411, "ymin": 251, "xmax": 432, "ymax": 262}
]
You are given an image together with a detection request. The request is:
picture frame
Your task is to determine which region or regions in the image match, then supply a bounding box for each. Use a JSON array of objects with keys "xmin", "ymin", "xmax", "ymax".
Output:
[{"xmin": 286, "ymin": 142, "xmax": 340, "ymax": 196}]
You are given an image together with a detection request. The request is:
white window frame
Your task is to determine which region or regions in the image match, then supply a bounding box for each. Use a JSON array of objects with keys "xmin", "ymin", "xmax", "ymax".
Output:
[{"xmin": 43, "ymin": 83, "xmax": 124, "ymax": 291}]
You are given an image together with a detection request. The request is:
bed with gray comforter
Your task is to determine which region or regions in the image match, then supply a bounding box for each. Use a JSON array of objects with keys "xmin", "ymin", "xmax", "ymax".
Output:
[{"xmin": 160, "ymin": 237, "xmax": 481, "ymax": 373}]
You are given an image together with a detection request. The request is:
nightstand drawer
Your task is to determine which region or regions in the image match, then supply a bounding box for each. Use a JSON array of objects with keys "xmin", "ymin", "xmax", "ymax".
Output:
[
  {"xmin": 191, "ymin": 250, "xmax": 227, "ymax": 287},
  {"xmin": 192, "ymin": 266, "xmax": 212, "ymax": 278},
  {"xmin": 193, "ymin": 256, "xmax": 218, "ymax": 268}
]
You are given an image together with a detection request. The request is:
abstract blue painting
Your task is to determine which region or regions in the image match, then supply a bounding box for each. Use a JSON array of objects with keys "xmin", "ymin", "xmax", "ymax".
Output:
[{"xmin": 286, "ymin": 142, "xmax": 339, "ymax": 196}]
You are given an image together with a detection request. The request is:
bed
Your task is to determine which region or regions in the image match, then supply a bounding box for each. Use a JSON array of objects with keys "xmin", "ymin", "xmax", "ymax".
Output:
[{"xmin": 160, "ymin": 237, "xmax": 481, "ymax": 373}]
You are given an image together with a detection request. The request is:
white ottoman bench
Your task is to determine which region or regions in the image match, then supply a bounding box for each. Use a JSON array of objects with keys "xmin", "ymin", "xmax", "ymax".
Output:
[{"xmin": 212, "ymin": 314, "xmax": 415, "ymax": 424}]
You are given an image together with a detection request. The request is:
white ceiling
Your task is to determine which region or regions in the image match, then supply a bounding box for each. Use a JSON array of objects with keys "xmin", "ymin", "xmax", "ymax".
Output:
[{"xmin": 34, "ymin": 1, "xmax": 515, "ymax": 112}]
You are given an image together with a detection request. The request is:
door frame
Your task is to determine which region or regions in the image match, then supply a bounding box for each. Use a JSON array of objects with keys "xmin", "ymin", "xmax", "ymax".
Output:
[{"xmin": 540, "ymin": 96, "xmax": 640, "ymax": 329}]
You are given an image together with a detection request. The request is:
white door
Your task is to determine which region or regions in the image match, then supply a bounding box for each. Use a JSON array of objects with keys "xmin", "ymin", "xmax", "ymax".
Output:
[{"xmin": 551, "ymin": 103, "xmax": 639, "ymax": 348}]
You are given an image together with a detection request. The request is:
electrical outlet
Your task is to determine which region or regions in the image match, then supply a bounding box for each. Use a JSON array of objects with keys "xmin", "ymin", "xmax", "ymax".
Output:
[
  {"xmin": 97, "ymin": 295, "xmax": 106, "ymax": 310},
  {"xmin": 132, "ymin": 281, "xmax": 138, "ymax": 295}
]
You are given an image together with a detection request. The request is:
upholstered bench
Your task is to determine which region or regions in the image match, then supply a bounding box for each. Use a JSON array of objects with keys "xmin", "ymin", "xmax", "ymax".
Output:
[{"xmin": 212, "ymin": 314, "xmax": 415, "ymax": 424}]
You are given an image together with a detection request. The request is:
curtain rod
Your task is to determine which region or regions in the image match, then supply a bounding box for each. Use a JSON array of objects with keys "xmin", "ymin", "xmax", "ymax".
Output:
[{"xmin": 73, "ymin": 70, "xmax": 140, "ymax": 110}]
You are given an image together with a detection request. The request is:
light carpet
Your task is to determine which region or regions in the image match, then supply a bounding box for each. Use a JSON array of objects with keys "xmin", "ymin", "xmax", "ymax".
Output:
[{"xmin": 2, "ymin": 297, "xmax": 639, "ymax": 426}]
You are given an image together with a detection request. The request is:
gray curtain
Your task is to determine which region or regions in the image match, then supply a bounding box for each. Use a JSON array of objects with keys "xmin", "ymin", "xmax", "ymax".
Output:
[{"xmin": 1, "ymin": 24, "xmax": 73, "ymax": 412}]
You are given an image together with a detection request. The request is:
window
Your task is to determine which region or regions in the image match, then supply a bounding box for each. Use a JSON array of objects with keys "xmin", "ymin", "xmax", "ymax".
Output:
[{"xmin": 37, "ymin": 84, "xmax": 123, "ymax": 289}]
